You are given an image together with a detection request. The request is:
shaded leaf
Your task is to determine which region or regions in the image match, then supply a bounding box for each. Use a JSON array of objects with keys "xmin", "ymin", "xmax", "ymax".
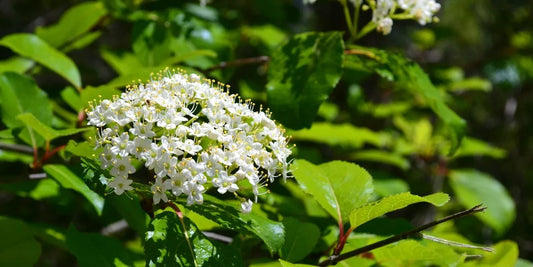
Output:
[
  {"xmin": 278, "ymin": 259, "xmax": 314, "ymax": 267},
  {"xmin": 267, "ymin": 32, "xmax": 344, "ymax": 129},
  {"xmin": 0, "ymin": 34, "xmax": 81, "ymax": 87},
  {"xmin": 0, "ymin": 179, "xmax": 60, "ymax": 200},
  {"xmin": 279, "ymin": 217, "xmax": 320, "ymax": 262},
  {"xmin": 0, "ymin": 217, "xmax": 41, "ymax": 267},
  {"xmin": 449, "ymin": 169, "xmax": 515, "ymax": 235},
  {"xmin": 462, "ymin": 240, "xmax": 518, "ymax": 267},
  {"xmin": 145, "ymin": 211, "xmax": 243, "ymax": 267},
  {"xmin": 345, "ymin": 48, "xmax": 466, "ymax": 154},
  {"xmin": 349, "ymin": 192, "xmax": 449, "ymax": 230},
  {"xmin": 66, "ymin": 225, "xmax": 137, "ymax": 267},
  {"xmin": 108, "ymin": 195, "xmax": 149, "ymax": 236},
  {"xmin": 43, "ymin": 164, "xmax": 105, "ymax": 215},
  {"xmin": 180, "ymin": 195, "xmax": 285, "ymax": 253},
  {"xmin": 291, "ymin": 160, "xmax": 374, "ymax": 223}
]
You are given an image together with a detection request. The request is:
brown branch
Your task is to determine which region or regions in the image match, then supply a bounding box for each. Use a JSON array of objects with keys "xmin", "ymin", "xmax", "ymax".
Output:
[{"xmin": 318, "ymin": 204, "xmax": 487, "ymax": 266}]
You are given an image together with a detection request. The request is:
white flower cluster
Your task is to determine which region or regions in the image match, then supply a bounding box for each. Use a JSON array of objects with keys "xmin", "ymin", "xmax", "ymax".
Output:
[
  {"xmin": 303, "ymin": 0, "xmax": 440, "ymax": 36},
  {"xmin": 372, "ymin": 0, "xmax": 441, "ymax": 35},
  {"xmin": 86, "ymin": 69, "xmax": 292, "ymax": 213}
]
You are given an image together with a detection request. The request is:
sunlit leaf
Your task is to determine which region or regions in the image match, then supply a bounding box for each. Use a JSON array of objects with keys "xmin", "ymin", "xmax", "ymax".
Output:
[
  {"xmin": 452, "ymin": 137, "xmax": 506, "ymax": 159},
  {"xmin": 0, "ymin": 57, "xmax": 34, "ymax": 74},
  {"xmin": 292, "ymin": 160, "xmax": 374, "ymax": 223},
  {"xmin": 372, "ymin": 240, "xmax": 463, "ymax": 266},
  {"xmin": 43, "ymin": 164, "xmax": 105, "ymax": 215},
  {"xmin": 0, "ymin": 217, "xmax": 41, "ymax": 267},
  {"xmin": 349, "ymin": 150, "xmax": 410, "ymax": 170},
  {"xmin": 267, "ymin": 32, "xmax": 344, "ymax": 129},
  {"xmin": 290, "ymin": 122, "xmax": 391, "ymax": 148},
  {"xmin": 349, "ymin": 192, "xmax": 449, "ymax": 230},
  {"xmin": 449, "ymin": 169, "xmax": 515, "ymax": 235},
  {"xmin": 17, "ymin": 113, "xmax": 89, "ymax": 142},
  {"xmin": 462, "ymin": 240, "xmax": 518, "ymax": 267},
  {"xmin": 0, "ymin": 72, "xmax": 53, "ymax": 146},
  {"xmin": 0, "ymin": 34, "xmax": 81, "ymax": 87}
]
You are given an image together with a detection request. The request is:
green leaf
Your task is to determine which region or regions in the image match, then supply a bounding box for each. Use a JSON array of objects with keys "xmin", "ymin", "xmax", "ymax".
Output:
[
  {"xmin": 180, "ymin": 195, "xmax": 285, "ymax": 253},
  {"xmin": 345, "ymin": 48, "xmax": 466, "ymax": 154},
  {"xmin": 373, "ymin": 178, "xmax": 409, "ymax": 198},
  {"xmin": 452, "ymin": 137, "xmax": 506, "ymax": 159},
  {"xmin": 0, "ymin": 216, "xmax": 41, "ymax": 267},
  {"xmin": 145, "ymin": 211, "xmax": 243, "ymax": 267},
  {"xmin": 267, "ymin": 32, "xmax": 344, "ymax": 129},
  {"xmin": 349, "ymin": 192, "xmax": 449, "ymax": 230},
  {"xmin": 0, "ymin": 179, "xmax": 60, "ymax": 200},
  {"xmin": 291, "ymin": 160, "xmax": 374, "ymax": 223},
  {"xmin": 0, "ymin": 57, "xmax": 34, "ymax": 74},
  {"xmin": 66, "ymin": 225, "xmax": 137, "ymax": 267},
  {"xmin": 65, "ymin": 140, "xmax": 99, "ymax": 159},
  {"xmin": 349, "ymin": 150, "xmax": 410, "ymax": 170},
  {"xmin": 515, "ymin": 258, "xmax": 533, "ymax": 267},
  {"xmin": 242, "ymin": 25, "xmax": 287, "ymax": 50},
  {"xmin": 43, "ymin": 164, "xmax": 105, "ymax": 215},
  {"xmin": 80, "ymin": 85, "xmax": 122, "ymax": 108},
  {"xmin": 446, "ymin": 77, "xmax": 492, "ymax": 92},
  {"xmin": 449, "ymin": 169, "xmax": 515, "ymax": 235},
  {"xmin": 108, "ymin": 195, "xmax": 149, "ymax": 236},
  {"xmin": 278, "ymin": 259, "xmax": 315, "ymax": 267},
  {"xmin": 462, "ymin": 240, "xmax": 518, "ymax": 267},
  {"xmin": 0, "ymin": 72, "xmax": 53, "ymax": 146},
  {"xmin": 279, "ymin": 217, "xmax": 320, "ymax": 262},
  {"xmin": 17, "ymin": 113, "xmax": 89, "ymax": 142},
  {"xmin": 372, "ymin": 240, "xmax": 463, "ymax": 266},
  {"xmin": 61, "ymin": 86, "xmax": 82, "ymax": 111},
  {"xmin": 0, "ymin": 34, "xmax": 81, "ymax": 87},
  {"xmin": 35, "ymin": 1, "xmax": 107, "ymax": 48},
  {"xmin": 290, "ymin": 122, "xmax": 391, "ymax": 148}
]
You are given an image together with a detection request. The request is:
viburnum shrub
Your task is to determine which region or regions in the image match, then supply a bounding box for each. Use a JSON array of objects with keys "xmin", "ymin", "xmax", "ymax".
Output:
[{"xmin": 86, "ymin": 69, "xmax": 292, "ymax": 213}]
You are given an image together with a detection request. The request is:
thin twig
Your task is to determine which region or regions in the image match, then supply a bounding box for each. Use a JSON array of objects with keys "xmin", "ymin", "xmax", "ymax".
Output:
[
  {"xmin": 318, "ymin": 205, "xmax": 487, "ymax": 266},
  {"xmin": 205, "ymin": 56, "xmax": 270, "ymax": 72},
  {"xmin": 0, "ymin": 142, "xmax": 34, "ymax": 154},
  {"xmin": 421, "ymin": 233, "xmax": 494, "ymax": 252}
]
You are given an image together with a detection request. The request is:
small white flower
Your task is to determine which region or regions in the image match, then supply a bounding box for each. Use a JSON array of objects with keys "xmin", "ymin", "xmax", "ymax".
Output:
[
  {"xmin": 241, "ymin": 199, "xmax": 253, "ymax": 214},
  {"xmin": 110, "ymin": 157, "xmax": 136, "ymax": 178},
  {"xmin": 212, "ymin": 171, "xmax": 239, "ymax": 194},
  {"xmin": 110, "ymin": 132, "xmax": 132, "ymax": 157},
  {"xmin": 108, "ymin": 177, "xmax": 133, "ymax": 195},
  {"xmin": 151, "ymin": 178, "xmax": 171, "ymax": 204}
]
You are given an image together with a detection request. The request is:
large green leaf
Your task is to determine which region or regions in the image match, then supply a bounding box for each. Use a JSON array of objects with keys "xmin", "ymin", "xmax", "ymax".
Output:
[
  {"xmin": 449, "ymin": 169, "xmax": 515, "ymax": 235},
  {"xmin": 349, "ymin": 192, "xmax": 449, "ymax": 230},
  {"xmin": 180, "ymin": 195, "xmax": 285, "ymax": 253},
  {"xmin": 278, "ymin": 259, "xmax": 314, "ymax": 267},
  {"xmin": 290, "ymin": 122, "xmax": 391, "ymax": 148},
  {"xmin": 345, "ymin": 48, "xmax": 466, "ymax": 154},
  {"xmin": 145, "ymin": 211, "xmax": 243, "ymax": 267},
  {"xmin": 291, "ymin": 160, "xmax": 374, "ymax": 223},
  {"xmin": 35, "ymin": 1, "xmax": 107, "ymax": 48},
  {"xmin": 279, "ymin": 217, "xmax": 320, "ymax": 262},
  {"xmin": 43, "ymin": 164, "xmax": 105, "ymax": 215},
  {"xmin": 267, "ymin": 32, "xmax": 344, "ymax": 129},
  {"xmin": 0, "ymin": 216, "xmax": 41, "ymax": 267},
  {"xmin": 80, "ymin": 85, "xmax": 122, "ymax": 108},
  {"xmin": 66, "ymin": 225, "xmax": 137, "ymax": 267},
  {"xmin": 17, "ymin": 113, "xmax": 89, "ymax": 142},
  {"xmin": 348, "ymin": 150, "xmax": 410, "ymax": 170},
  {"xmin": 0, "ymin": 72, "xmax": 53, "ymax": 146},
  {"xmin": 0, "ymin": 34, "xmax": 81, "ymax": 87},
  {"xmin": 0, "ymin": 179, "xmax": 60, "ymax": 200},
  {"xmin": 372, "ymin": 240, "xmax": 463, "ymax": 266},
  {"xmin": 462, "ymin": 240, "xmax": 518, "ymax": 267}
]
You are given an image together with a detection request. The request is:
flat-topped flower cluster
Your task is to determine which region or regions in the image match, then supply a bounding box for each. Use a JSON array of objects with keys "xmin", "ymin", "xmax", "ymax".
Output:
[{"xmin": 86, "ymin": 69, "xmax": 292, "ymax": 213}]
